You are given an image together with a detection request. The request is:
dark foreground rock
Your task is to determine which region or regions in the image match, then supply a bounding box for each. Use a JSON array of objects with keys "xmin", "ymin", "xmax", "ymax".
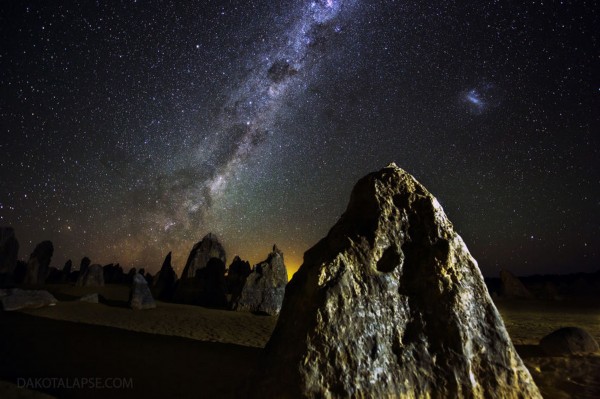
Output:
[
  {"xmin": 0, "ymin": 289, "xmax": 57, "ymax": 311},
  {"xmin": 540, "ymin": 327, "xmax": 599, "ymax": 356},
  {"xmin": 260, "ymin": 164, "xmax": 541, "ymax": 398},
  {"xmin": 24, "ymin": 241, "xmax": 54, "ymax": 285},
  {"xmin": 234, "ymin": 246, "xmax": 288, "ymax": 315},
  {"xmin": 129, "ymin": 273, "xmax": 156, "ymax": 310},
  {"xmin": 500, "ymin": 269, "xmax": 534, "ymax": 299}
]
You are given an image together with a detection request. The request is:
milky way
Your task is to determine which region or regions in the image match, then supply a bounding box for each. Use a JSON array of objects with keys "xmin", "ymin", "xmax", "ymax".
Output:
[
  {"xmin": 147, "ymin": 0, "xmax": 357, "ymax": 231},
  {"xmin": 1, "ymin": 0, "xmax": 598, "ymax": 276},
  {"xmin": 123, "ymin": 0, "xmax": 361, "ymax": 269}
]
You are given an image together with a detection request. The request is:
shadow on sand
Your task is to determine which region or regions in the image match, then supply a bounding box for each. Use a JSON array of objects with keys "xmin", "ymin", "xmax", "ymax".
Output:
[{"xmin": 0, "ymin": 312, "xmax": 260, "ymax": 398}]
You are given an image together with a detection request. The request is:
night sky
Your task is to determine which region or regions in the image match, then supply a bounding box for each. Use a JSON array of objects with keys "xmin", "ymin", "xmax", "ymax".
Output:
[{"xmin": 1, "ymin": 0, "xmax": 598, "ymax": 277}]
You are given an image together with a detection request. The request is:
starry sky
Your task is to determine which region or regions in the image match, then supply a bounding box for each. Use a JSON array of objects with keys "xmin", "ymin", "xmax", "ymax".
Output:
[{"xmin": 1, "ymin": 0, "xmax": 598, "ymax": 277}]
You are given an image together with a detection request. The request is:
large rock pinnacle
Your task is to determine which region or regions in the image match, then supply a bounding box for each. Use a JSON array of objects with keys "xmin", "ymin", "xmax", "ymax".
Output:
[{"xmin": 260, "ymin": 163, "xmax": 541, "ymax": 398}]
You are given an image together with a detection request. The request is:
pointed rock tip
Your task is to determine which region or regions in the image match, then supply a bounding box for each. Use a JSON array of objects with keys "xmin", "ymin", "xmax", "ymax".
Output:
[{"xmin": 382, "ymin": 162, "xmax": 412, "ymax": 177}]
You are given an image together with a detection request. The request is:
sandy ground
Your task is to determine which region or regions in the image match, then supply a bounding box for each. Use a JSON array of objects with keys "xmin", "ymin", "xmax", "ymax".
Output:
[
  {"xmin": 18, "ymin": 284, "xmax": 277, "ymax": 348},
  {"xmin": 1, "ymin": 285, "xmax": 599, "ymax": 398},
  {"xmin": 0, "ymin": 311, "xmax": 261, "ymax": 399},
  {"xmin": 495, "ymin": 299, "xmax": 600, "ymax": 399}
]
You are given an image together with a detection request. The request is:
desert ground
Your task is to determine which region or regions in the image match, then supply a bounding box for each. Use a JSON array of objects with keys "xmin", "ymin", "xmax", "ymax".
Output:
[{"xmin": 1, "ymin": 284, "xmax": 599, "ymax": 398}]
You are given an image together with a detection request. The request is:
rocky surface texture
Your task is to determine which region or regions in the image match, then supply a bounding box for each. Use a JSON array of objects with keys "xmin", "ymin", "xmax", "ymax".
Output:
[
  {"xmin": 181, "ymin": 233, "xmax": 226, "ymax": 279},
  {"xmin": 500, "ymin": 269, "xmax": 534, "ymax": 299},
  {"xmin": 0, "ymin": 288, "xmax": 57, "ymax": 311},
  {"xmin": 152, "ymin": 252, "xmax": 178, "ymax": 300},
  {"xmin": 260, "ymin": 164, "xmax": 541, "ymax": 398},
  {"xmin": 129, "ymin": 273, "xmax": 156, "ymax": 310},
  {"xmin": 234, "ymin": 246, "xmax": 288, "ymax": 315},
  {"xmin": 77, "ymin": 264, "xmax": 105, "ymax": 287},
  {"xmin": 540, "ymin": 327, "xmax": 599, "ymax": 356},
  {"xmin": 0, "ymin": 227, "xmax": 19, "ymax": 286},
  {"xmin": 24, "ymin": 241, "xmax": 54, "ymax": 285}
]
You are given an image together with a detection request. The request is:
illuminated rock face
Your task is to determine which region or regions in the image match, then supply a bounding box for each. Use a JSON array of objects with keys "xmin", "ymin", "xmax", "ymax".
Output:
[{"xmin": 261, "ymin": 164, "xmax": 541, "ymax": 399}]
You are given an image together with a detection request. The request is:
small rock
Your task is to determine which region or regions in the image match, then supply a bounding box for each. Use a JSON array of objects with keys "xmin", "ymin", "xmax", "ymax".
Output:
[
  {"xmin": 540, "ymin": 327, "xmax": 599, "ymax": 356},
  {"xmin": 1, "ymin": 289, "xmax": 57, "ymax": 311},
  {"xmin": 79, "ymin": 293, "xmax": 99, "ymax": 303},
  {"xmin": 129, "ymin": 273, "xmax": 156, "ymax": 310}
]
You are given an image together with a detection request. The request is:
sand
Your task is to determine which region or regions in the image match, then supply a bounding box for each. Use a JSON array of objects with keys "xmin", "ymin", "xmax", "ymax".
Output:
[
  {"xmin": 18, "ymin": 284, "xmax": 277, "ymax": 348},
  {"xmin": 1, "ymin": 285, "xmax": 600, "ymax": 398}
]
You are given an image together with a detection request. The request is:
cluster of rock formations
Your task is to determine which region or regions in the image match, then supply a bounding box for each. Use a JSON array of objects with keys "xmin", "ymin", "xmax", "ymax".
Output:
[
  {"xmin": 169, "ymin": 233, "xmax": 288, "ymax": 313},
  {"xmin": 0, "ymin": 226, "xmax": 289, "ymax": 315}
]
